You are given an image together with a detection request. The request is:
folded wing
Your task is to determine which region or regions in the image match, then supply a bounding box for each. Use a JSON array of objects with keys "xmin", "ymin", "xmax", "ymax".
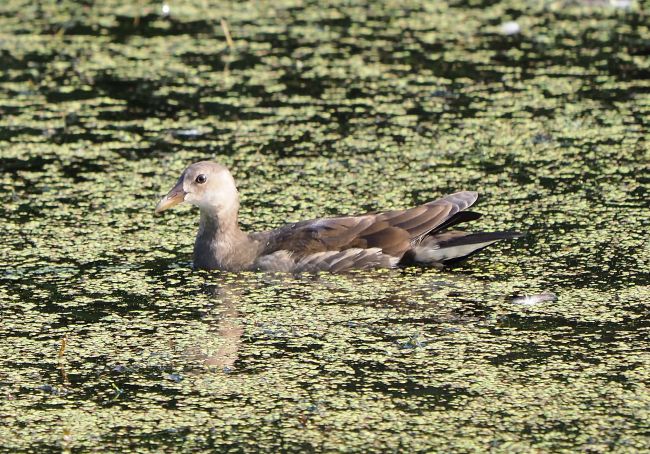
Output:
[{"xmin": 252, "ymin": 191, "xmax": 481, "ymax": 262}]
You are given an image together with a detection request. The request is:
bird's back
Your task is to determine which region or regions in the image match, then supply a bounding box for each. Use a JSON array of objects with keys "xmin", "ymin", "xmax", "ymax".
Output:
[{"xmin": 248, "ymin": 191, "xmax": 520, "ymax": 272}]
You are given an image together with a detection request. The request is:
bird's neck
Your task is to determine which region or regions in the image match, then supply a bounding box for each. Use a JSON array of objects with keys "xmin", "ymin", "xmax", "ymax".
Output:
[
  {"xmin": 194, "ymin": 203, "xmax": 258, "ymax": 270},
  {"xmin": 198, "ymin": 203, "xmax": 242, "ymax": 237}
]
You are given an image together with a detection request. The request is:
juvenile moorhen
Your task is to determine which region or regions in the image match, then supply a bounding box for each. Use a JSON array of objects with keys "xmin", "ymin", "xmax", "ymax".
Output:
[{"xmin": 155, "ymin": 161, "xmax": 522, "ymax": 272}]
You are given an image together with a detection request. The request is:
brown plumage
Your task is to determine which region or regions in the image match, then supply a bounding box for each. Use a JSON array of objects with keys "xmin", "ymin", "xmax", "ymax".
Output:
[{"xmin": 155, "ymin": 161, "xmax": 522, "ymax": 272}]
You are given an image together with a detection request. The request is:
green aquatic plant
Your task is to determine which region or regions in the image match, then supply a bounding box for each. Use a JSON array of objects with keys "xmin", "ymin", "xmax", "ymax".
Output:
[{"xmin": 0, "ymin": 0, "xmax": 648, "ymax": 451}]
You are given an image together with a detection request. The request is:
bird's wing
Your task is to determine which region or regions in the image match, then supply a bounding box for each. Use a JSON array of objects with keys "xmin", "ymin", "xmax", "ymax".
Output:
[{"xmin": 252, "ymin": 191, "xmax": 479, "ymax": 259}]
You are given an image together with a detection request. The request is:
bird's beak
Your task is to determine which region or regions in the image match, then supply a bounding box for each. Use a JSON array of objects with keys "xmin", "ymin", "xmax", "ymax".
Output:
[{"xmin": 155, "ymin": 179, "xmax": 186, "ymax": 214}]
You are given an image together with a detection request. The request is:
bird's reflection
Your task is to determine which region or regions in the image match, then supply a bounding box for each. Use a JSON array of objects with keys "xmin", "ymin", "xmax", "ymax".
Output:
[
  {"xmin": 179, "ymin": 268, "xmax": 519, "ymax": 372},
  {"xmin": 183, "ymin": 282, "xmax": 245, "ymax": 371},
  {"xmin": 178, "ymin": 272, "xmax": 305, "ymax": 372}
]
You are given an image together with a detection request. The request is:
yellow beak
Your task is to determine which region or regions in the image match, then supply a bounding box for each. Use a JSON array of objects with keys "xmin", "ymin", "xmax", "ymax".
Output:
[{"xmin": 155, "ymin": 179, "xmax": 186, "ymax": 214}]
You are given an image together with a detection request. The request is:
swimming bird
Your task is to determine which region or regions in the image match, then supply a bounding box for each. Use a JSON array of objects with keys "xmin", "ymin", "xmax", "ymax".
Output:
[{"xmin": 155, "ymin": 161, "xmax": 522, "ymax": 272}]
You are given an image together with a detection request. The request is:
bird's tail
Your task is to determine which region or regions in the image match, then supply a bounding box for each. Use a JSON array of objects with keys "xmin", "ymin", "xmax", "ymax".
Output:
[{"xmin": 408, "ymin": 230, "xmax": 523, "ymax": 266}]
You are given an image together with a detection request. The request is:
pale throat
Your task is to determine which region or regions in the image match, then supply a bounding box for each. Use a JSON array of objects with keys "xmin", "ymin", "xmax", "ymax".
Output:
[{"xmin": 198, "ymin": 199, "xmax": 241, "ymax": 236}]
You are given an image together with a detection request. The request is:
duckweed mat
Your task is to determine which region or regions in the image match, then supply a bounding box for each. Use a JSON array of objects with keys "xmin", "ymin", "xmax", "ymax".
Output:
[{"xmin": 0, "ymin": 0, "xmax": 648, "ymax": 452}]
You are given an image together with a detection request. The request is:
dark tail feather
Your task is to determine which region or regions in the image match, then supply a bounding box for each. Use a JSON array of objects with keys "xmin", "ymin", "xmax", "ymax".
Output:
[
  {"xmin": 408, "ymin": 230, "xmax": 523, "ymax": 266},
  {"xmin": 431, "ymin": 211, "xmax": 482, "ymax": 234}
]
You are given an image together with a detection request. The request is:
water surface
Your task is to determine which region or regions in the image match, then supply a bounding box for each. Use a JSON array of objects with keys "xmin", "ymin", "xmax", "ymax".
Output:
[{"xmin": 1, "ymin": 0, "xmax": 648, "ymax": 451}]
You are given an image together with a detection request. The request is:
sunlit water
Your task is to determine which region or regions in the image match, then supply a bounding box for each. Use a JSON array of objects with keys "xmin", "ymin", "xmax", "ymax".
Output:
[{"xmin": 1, "ymin": 0, "xmax": 648, "ymax": 451}]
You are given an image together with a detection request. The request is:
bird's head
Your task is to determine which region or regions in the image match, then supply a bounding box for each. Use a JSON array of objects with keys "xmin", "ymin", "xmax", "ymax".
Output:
[{"xmin": 155, "ymin": 161, "xmax": 239, "ymax": 215}]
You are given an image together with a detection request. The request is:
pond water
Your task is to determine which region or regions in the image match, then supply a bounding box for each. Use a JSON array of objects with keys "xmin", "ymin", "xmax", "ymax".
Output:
[{"xmin": 1, "ymin": 0, "xmax": 648, "ymax": 451}]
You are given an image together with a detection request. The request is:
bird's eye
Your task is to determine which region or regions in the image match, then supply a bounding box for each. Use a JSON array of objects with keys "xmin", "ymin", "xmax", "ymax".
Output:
[{"xmin": 195, "ymin": 174, "xmax": 207, "ymax": 184}]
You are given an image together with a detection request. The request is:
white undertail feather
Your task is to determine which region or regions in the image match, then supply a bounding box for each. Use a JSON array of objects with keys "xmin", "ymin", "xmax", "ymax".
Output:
[{"xmin": 413, "ymin": 241, "xmax": 498, "ymax": 263}]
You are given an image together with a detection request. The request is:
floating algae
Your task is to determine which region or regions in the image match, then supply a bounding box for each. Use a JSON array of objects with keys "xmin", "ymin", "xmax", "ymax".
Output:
[{"xmin": 0, "ymin": 0, "xmax": 648, "ymax": 451}]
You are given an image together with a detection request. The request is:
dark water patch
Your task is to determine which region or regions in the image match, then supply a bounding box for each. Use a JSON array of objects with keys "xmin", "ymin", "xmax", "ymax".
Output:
[
  {"xmin": 0, "ymin": 155, "xmax": 54, "ymax": 173},
  {"xmin": 1, "ymin": 0, "xmax": 649, "ymax": 451},
  {"xmin": 179, "ymin": 50, "xmax": 262, "ymax": 73},
  {"xmin": 91, "ymin": 74, "xmax": 181, "ymax": 117},
  {"xmin": 43, "ymin": 14, "xmax": 217, "ymax": 40}
]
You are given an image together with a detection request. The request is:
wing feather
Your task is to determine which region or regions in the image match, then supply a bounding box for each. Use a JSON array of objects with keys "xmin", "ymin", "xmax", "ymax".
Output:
[{"xmin": 254, "ymin": 191, "xmax": 480, "ymax": 261}]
